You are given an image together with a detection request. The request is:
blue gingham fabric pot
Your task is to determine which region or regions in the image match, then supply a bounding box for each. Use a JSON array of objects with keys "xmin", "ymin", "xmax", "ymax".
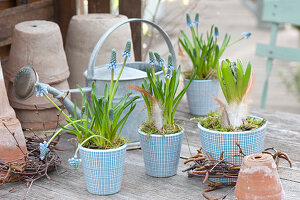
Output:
[
  {"xmin": 198, "ymin": 116, "xmax": 267, "ymax": 183},
  {"xmin": 138, "ymin": 128, "xmax": 184, "ymax": 177},
  {"xmin": 79, "ymin": 144, "xmax": 127, "ymax": 195},
  {"xmin": 184, "ymin": 79, "xmax": 219, "ymax": 116}
]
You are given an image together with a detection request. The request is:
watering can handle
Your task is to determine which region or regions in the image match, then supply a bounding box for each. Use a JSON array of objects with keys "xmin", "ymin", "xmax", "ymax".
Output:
[{"xmin": 87, "ymin": 18, "xmax": 176, "ymax": 80}]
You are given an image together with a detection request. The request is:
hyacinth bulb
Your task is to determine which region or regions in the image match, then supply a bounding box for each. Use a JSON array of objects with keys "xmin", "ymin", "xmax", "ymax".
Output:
[{"xmin": 217, "ymin": 59, "xmax": 252, "ymax": 127}]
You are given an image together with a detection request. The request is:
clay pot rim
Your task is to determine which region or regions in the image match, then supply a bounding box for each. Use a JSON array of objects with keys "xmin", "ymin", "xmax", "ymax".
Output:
[{"xmin": 197, "ymin": 115, "xmax": 267, "ymax": 135}]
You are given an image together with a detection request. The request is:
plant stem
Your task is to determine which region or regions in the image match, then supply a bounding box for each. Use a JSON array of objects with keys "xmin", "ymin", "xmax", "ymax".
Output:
[{"xmin": 108, "ymin": 58, "xmax": 127, "ymax": 110}]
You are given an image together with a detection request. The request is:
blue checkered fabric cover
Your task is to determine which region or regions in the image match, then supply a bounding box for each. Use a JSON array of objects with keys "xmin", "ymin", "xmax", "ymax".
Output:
[
  {"xmin": 185, "ymin": 79, "xmax": 219, "ymax": 116},
  {"xmin": 138, "ymin": 129, "xmax": 184, "ymax": 177},
  {"xmin": 198, "ymin": 117, "xmax": 267, "ymax": 183},
  {"xmin": 79, "ymin": 144, "xmax": 127, "ymax": 195}
]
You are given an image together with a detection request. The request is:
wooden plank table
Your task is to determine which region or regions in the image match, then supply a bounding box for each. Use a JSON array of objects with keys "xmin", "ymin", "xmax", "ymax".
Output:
[{"xmin": 1, "ymin": 101, "xmax": 300, "ymax": 199}]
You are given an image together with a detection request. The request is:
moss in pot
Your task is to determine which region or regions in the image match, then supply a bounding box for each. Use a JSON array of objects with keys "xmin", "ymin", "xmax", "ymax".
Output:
[{"xmin": 193, "ymin": 59, "xmax": 267, "ymax": 183}]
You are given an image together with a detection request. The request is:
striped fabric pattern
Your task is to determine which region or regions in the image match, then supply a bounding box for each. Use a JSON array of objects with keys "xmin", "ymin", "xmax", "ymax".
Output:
[
  {"xmin": 185, "ymin": 79, "xmax": 219, "ymax": 116},
  {"xmin": 79, "ymin": 144, "xmax": 127, "ymax": 195},
  {"xmin": 138, "ymin": 129, "xmax": 184, "ymax": 177},
  {"xmin": 197, "ymin": 117, "xmax": 267, "ymax": 183}
]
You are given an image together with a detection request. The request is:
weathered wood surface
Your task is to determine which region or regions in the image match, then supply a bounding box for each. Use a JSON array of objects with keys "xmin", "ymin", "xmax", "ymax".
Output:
[
  {"xmin": 1, "ymin": 101, "xmax": 300, "ymax": 199},
  {"xmin": 0, "ymin": 0, "xmax": 53, "ymax": 48}
]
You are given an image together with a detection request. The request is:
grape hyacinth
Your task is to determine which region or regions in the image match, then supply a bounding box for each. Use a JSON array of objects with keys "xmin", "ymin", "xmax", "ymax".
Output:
[
  {"xmin": 122, "ymin": 40, "xmax": 131, "ymax": 59},
  {"xmin": 35, "ymin": 84, "xmax": 48, "ymax": 97},
  {"xmin": 154, "ymin": 52, "xmax": 164, "ymax": 66},
  {"xmin": 194, "ymin": 13, "xmax": 200, "ymax": 26},
  {"xmin": 165, "ymin": 69, "xmax": 172, "ymax": 79},
  {"xmin": 186, "ymin": 13, "xmax": 193, "ymax": 27},
  {"xmin": 214, "ymin": 27, "xmax": 220, "ymax": 38},
  {"xmin": 167, "ymin": 55, "xmax": 174, "ymax": 70},
  {"xmin": 68, "ymin": 155, "xmax": 81, "ymax": 169},
  {"xmin": 149, "ymin": 51, "xmax": 156, "ymax": 65},
  {"xmin": 241, "ymin": 32, "xmax": 251, "ymax": 39},
  {"xmin": 40, "ymin": 141, "xmax": 50, "ymax": 160},
  {"xmin": 108, "ymin": 49, "xmax": 117, "ymax": 70}
]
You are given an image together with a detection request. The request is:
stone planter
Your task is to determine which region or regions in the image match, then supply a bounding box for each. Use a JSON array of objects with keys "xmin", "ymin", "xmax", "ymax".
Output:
[
  {"xmin": 235, "ymin": 153, "xmax": 284, "ymax": 200},
  {"xmin": 138, "ymin": 128, "xmax": 184, "ymax": 177},
  {"xmin": 197, "ymin": 116, "xmax": 267, "ymax": 183},
  {"xmin": 184, "ymin": 79, "xmax": 219, "ymax": 116},
  {"xmin": 79, "ymin": 144, "xmax": 127, "ymax": 195},
  {"xmin": 65, "ymin": 14, "xmax": 133, "ymax": 106}
]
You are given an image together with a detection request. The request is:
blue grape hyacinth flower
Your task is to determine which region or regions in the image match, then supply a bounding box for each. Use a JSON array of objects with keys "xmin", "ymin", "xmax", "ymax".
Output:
[
  {"xmin": 40, "ymin": 141, "xmax": 50, "ymax": 160},
  {"xmin": 35, "ymin": 84, "xmax": 48, "ymax": 97},
  {"xmin": 108, "ymin": 49, "xmax": 117, "ymax": 70},
  {"xmin": 122, "ymin": 40, "xmax": 131, "ymax": 59},
  {"xmin": 165, "ymin": 69, "xmax": 172, "ymax": 79},
  {"xmin": 241, "ymin": 32, "xmax": 251, "ymax": 39},
  {"xmin": 149, "ymin": 51, "xmax": 156, "ymax": 65},
  {"xmin": 154, "ymin": 52, "xmax": 164, "ymax": 67},
  {"xmin": 186, "ymin": 13, "xmax": 193, "ymax": 27},
  {"xmin": 167, "ymin": 55, "xmax": 174, "ymax": 70},
  {"xmin": 68, "ymin": 155, "xmax": 81, "ymax": 169},
  {"xmin": 214, "ymin": 27, "xmax": 220, "ymax": 38},
  {"xmin": 194, "ymin": 13, "xmax": 200, "ymax": 26}
]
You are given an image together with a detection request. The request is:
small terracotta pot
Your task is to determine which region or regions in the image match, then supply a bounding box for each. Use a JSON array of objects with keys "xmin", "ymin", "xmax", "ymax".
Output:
[
  {"xmin": 14, "ymin": 107, "xmax": 67, "ymax": 131},
  {"xmin": 65, "ymin": 14, "xmax": 133, "ymax": 106},
  {"xmin": 0, "ymin": 62, "xmax": 16, "ymax": 118},
  {"xmin": 7, "ymin": 79, "xmax": 69, "ymax": 110},
  {"xmin": 235, "ymin": 153, "xmax": 284, "ymax": 200},
  {"xmin": 4, "ymin": 20, "xmax": 70, "ymax": 84},
  {"xmin": 0, "ymin": 117, "xmax": 27, "ymax": 163}
]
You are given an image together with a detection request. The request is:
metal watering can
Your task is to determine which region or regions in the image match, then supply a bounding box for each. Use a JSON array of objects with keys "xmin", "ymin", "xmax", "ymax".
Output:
[{"xmin": 13, "ymin": 18, "xmax": 176, "ymax": 148}]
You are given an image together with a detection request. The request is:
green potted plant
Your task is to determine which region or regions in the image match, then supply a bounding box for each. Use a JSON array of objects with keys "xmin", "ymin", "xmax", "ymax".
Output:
[
  {"xmin": 192, "ymin": 59, "xmax": 267, "ymax": 183},
  {"xmin": 38, "ymin": 41, "xmax": 139, "ymax": 195},
  {"xmin": 126, "ymin": 51, "xmax": 195, "ymax": 177},
  {"xmin": 179, "ymin": 13, "xmax": 251, "ymax": 116}
]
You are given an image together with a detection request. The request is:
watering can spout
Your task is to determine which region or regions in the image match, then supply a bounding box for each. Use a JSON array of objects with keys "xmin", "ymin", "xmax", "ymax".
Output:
[{"xmin": 13, "ymin": 65, "xmax": 82, "ymax": 118}]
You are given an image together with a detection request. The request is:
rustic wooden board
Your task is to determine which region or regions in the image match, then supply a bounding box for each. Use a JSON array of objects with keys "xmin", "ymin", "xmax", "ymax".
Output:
[
  {"xmin": 1, "ymin": 104, "xmax": 299, "ymax": 199},
  {"xmin": 0, "ymin": 0, "xmax": 53, "ymax": 47}
]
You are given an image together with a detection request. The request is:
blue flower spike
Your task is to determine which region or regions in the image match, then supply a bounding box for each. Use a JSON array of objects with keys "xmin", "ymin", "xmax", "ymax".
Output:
[
  {"xmin": 108, "ymin": 49, "xmax": 117, "ymax": 70},
  {"xmin": 241, "ymin": 32, "xmax": 251, "ymax": 39},
  {"xmin": 122, "ymin": 40, "xmax": 131, "ymax": 59},
  {"xmin": 154, "ymin": 52, "xmax": 164, "ymax": 67},
  {"xmin": 165, "ymin": 69, "xmax": 172, "ymax": 79},
  {"xmin": 167, "ymin": 55, "xmax": 174, "ymax": 70},
  {"xmin": 194, "ymin": 13, "xmax": 200, "ymax": 26},
  {"xmin": 214, "ymin": 27, "xmax": 220, "ymax": 38},
  {"xmin": 149, "ymin": 51, "xmax": 156, "ymax": 65},
  {"xmin": 40, "ymin": 141, "xmax": 50, "ymax": 160},
  {"xmin": 68, "ymin": 155, "xmax": 81, "ymax": 169},
  {"xmin": 186, "ymin": 13, "xmax": 193, "ymax": 27},
  {"xmin": 35, "ymin": 84, "xmax": 48, "ymax": 97}
]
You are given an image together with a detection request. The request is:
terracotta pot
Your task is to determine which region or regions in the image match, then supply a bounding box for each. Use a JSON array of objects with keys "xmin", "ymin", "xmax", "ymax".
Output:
[
  {"xmin": 4, "ymin": 20, "xmax": 70, "ymax": 84},
  {"xmin": 235, "ymin": 153, "xmax": 284, "ymax": 200},
  {"xmin": 65, "ymin": 14, "xmax": 133, "ymax": 106},
  {"xmin": 0, "ymin": 117, "xmax": 27, "ymax": 163},
  {"xmin": 8, "ymin": 79, "xmax": 70, "ymax": 110},
  {"xmin": 0, "ymin": 61, "xmax": 16, "ymax": 118},
  {"xmin": 15, "ymin": 107, "xmax": 67, "ymax": 131}
]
